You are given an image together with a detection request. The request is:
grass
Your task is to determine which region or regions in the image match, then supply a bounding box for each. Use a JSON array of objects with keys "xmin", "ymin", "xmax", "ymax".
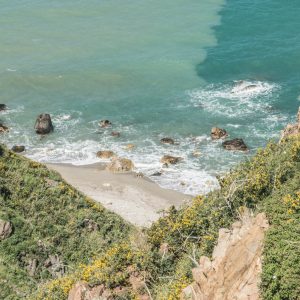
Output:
[{"xmin": 0, "ymin": 134, "xmax": 299, "ymax": 299}]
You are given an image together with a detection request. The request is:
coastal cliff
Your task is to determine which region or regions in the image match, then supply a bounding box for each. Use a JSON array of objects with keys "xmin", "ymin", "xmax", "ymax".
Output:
[{"xmin": 0, "ymin": 109, "xmax": 300, "ymax": 299}]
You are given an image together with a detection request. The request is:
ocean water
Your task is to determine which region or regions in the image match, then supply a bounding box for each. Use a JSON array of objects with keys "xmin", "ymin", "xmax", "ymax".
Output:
[{"xmin": 1, "ymin": 0, "xmax": 299, "ymax": 195}]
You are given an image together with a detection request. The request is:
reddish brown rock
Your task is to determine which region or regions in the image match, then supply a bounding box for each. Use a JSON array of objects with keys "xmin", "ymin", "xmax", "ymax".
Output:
[
  {"xmin": 160, "ymin": 155, "xmax": 183, "ymax": 165},
  {"xmin": 96, "ymin": 150, "xmax": 115, "ymax": 159},
  {"xmin": 0, "ymin": 123, "xmax": 9, "ymax": 133}
]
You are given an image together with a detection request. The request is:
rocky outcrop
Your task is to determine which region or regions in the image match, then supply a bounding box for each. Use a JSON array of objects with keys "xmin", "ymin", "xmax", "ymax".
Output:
[
  {"xmin": 160, "ymin": 137, "xmax": 175, "ymax": 145},
  {"xmin": 44, "ymin": 254, "xmax": 65, "ymax": 278},
  {"xmin": 211, "ymin": 127, "xmax": 228, "ymax": 140},
  {"xmin": 11, "ymin": 145, "xmax": 25, "ymax": 153},
  {"xmin": 82, "ymin": 219, "xmax": 99, "ymax": 232},
  {"xmin": 160, "ymin": 155, "xmax": 183, "ymax": 165},
  {"xmin": 0, "ymin": 123, "xmax": 9, "ymax": 133},
  {"xmin": 99, "ymin": 120, "xmax": 112, "ymax": 128},
  {"xmin": 0, "ymin": 219, "xmax": 13, "ymax": 240},
  {"xmin": 34, "ymin": 114, "xmax": 53, "ymax": 134},
  {"xmin": 0, "ymin": 104, "xmax": 7, "ymax": 111},
  {"xmin": 96, "ymin": 150, "xmax": 115, "ymax": 159},
  {"xmin": 280, "ymin": 107, "xmax": 300, "ymax": 141},
  {"xmin": 106, "ymin": 157, "xmax": 134, "ymax": 173},
  {"xmin": 222, "ymin": 138, "xmax": 248, "ymax": 151},
  {"xmin": 182, "ymin": 212, "xmax": 269, "ymax": 300}
]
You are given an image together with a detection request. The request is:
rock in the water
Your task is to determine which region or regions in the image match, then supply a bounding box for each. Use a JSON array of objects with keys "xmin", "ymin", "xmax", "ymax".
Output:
[
  {"xmin": 124, "ymin": 143, "xmax": 135, "ymax": 150},
  {"xmin": 34, "ymin": 114, "xmax": 53, "ymax": 134},
  {"xmin": 160, "ymin": 137, "xmax": 175, "ymax": 145},
  {"xmin": 151, "ymin": 171, "xmax": 163, "ymax": 176},
  {"xmin": 0, "ymin": 104, "xmax": 7, "ymax": 111},
  {"xmin": 192, "ymin": 150, "xmax": 201, "ymax": 157},
  {"xmin": 11, "ymin": 145, "xmax": 25, "ymax": 153},
  {"xmin": 160, "ymin": 155, "xmax": 183, "ymax": 165},
  {"xmin": 106, "ymin": 157, "xmax": 134, "ymax": 173},
  {"xmin": 0, "ymin": 219, "xmax": 13, "ymax": 240},
  {"xmin": 99, "ymin": 120, "xmax": 112, "ymax": 128},
  {"xmin": 222, "ymin": 139, "xmax": 248, "ymax": 151},
  {"xmin": 111, "ymin": 131, "xmax": 121, "ymax": 137},
  {"xmin": 0, "ymin": 123, "xmax": 9, "ymax": 133},
  {"xmin": 96, "ymin": 150, "xmax": 115, "ymax": 159},
  {"xmin": 211, "ymin": 127, "xmax": 228, "ymax": 140}
]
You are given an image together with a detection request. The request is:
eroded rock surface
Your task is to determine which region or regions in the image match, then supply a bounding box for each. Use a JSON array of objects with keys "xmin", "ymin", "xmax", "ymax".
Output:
[
  {"xmin": 182, "ymin": 212, "xmax": 269, "ymax": 300},
  {"xmin": 280, "ymin": 107, "xmax": 300, "ymax": 140},
  {"xmin": 0, "ymin": 219, "xmax": 13, "ymax": 240},
  {"xmin": 106, "ymin": 157, "xmax": 134, "ymax": 173}
]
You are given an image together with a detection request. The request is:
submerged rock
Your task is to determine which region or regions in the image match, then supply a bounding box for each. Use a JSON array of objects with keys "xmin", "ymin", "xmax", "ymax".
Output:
[
  {"xmin": 160, "ymin": 137, "xmax": 175, "ymax": 145},
  {"xmin": 96, "ymin": 150, "xmax": 115, "ymax": 159},
  {"xmin": 160, "ymin": 155, "xmax": 183, "ymax": 165},
  {"xmin": 34, "ymin": 114, "xmax": 53, "ymax": 134},
  {"xmin": 222, "ymin": 138, "xmax": 248, "ymax": 151},
  {"xmin": 106, "ymin": 157, "xmax": 134, "ymax": 173},
  {"xmin": 111, "ymin": 131, "xmax": 121, "ymax": 137},
  {"xmin": 211, "ymin": 127, "xmax": 228, "ymax": 140},
  {"xmin": 11, "ymin": 145, "xmax": 25, "ymax": 153},
  {"xmin": 0, "ymin": 123, "xmax": 9, "ymax": 133},
  {"xmin": 0, "ymin": 104, "xmax": 7, "ymax": 111},
  {"xmin": 0, "ymin": 219, "xmax": 13, "ymax": 240},
  {"xmin": 99, "ymin": 120, "xmax": 112, "ymax": 128},
  {"xmin": 124, "ymin": 143, "xmax": 135, "ymax": 150}
]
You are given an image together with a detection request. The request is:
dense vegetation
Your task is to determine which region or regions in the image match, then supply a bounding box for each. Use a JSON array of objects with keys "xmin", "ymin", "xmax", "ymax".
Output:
[
  {"xmin": 0, "ymin": 146, "xmax": 131, "ymax": 299},
  {"xmin": 0, "ymin": 133, "xmax": 299, "ymax": 299}
]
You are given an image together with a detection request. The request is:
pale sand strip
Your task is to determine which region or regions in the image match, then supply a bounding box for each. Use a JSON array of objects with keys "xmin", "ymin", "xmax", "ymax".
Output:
[{"xmin": 47, "ymin": 163, "xmax": 192, "ymax": 227}]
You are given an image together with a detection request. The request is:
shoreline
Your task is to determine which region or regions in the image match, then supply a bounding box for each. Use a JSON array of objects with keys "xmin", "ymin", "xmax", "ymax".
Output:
[{"xmin": 47, "ymin": 162, "xmax": 192, "ymax": 227}]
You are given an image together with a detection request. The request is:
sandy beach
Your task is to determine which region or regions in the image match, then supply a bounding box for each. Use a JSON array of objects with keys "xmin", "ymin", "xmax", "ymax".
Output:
[{"xmin": 47, "ymin": 163, "xmax": 192, "ymax": 227}]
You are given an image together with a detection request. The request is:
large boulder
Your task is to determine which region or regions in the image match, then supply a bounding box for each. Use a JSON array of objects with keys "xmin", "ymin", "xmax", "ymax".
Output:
[
  {"xmin": 211, "ymin": 127, "xmax": 228, "ymax": 140},
  {"xmin": 0, "ymin": 219, "xmax": 13, "ymax": 240},
  {"xmin": 96, "ymin": 150, "xmax": 115, "ymax": 159},
  {"xmin": 11, "ymin": 145, "xmax": 25, "ymax": 153},
  {"xmin": 160, "ymin": 137, "xmax": 175, "ymax": 145},
  {"xmin": 34, "ymin": 114, "xmax": 53, "ymax": 134},
  {"xmin": 0, "ymin": 104, "xmax": 7, "ymax": 111},
  {"xmin": 222, "ymin": 139, "xmax": 248, "ymax": 151},
  {"xmin": 160, "ymin": 155, "xmax": 183, "ymax": 165},
  {"xmin": 106, "ymin": 157, "xmax": 134, "ymax": 173},
  {"xmin": 0, "ymin": 123, "xmax": 9, "ymax": 133}
]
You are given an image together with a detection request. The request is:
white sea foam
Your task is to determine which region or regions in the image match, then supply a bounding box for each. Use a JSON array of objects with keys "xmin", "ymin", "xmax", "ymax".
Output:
[{"xmin": 189, "ymin": 80, "xmax": 280, "ymax": 118}]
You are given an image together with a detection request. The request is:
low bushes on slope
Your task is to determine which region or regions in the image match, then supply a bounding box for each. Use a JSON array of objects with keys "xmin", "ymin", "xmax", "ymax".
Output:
[{"xmin": 0, "ymin": 145, "xmax": 131, "ymax": 299}]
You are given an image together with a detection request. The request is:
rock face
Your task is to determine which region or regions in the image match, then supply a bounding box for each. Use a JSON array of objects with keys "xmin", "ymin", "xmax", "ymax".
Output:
[
  {"xmin": 99, "ymin": 120, "xmax": 112, "ymax": 128},
  {"xmin": 211, "ymin": 127, "xmax": 228, "ymax": 140},
  {"xmin": 222, "ymin": 138, "xmax": 248, "ymax": 151},
  {"xmin": 0, "ymin": 104, "xmax": 7, "ymax": 111},
  {"xmin": 181, "ymin": 212, "xmax": 269, "ymax": 300},
  {"xmin": 0, "ymin": 123, "xmax": 9, "ymax": 133},
  {"xmin": 160, "ymin": 137, "xmax": 175, "ymax": 145},
  {"xmin": 106, "ymin": 157, "xmax": 134, "ymax": 173},
  {"xmin": 280, "ymin": 107, "xmax": 300, "ymax": 141},
  {"xmin": 11, "ymin": 145, "xmax": 25, "ymax": 153},
  {"xmin": 34, "ymin": 114, "xmax": 53, "ymax": 134},
  {"xmin": 96, "ymin": 150, "xmax": 115, "ymax": 159},
  {"xmin": 160, "ymin": 155, "xmax": 183, "ymax": 165},
  {"xmin": 0, "ymin": 219, "xmax": 13, "ymax": 240}
]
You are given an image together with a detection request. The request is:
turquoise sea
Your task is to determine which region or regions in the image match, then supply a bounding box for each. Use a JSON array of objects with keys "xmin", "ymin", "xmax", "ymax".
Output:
[{"xmin": 1, "ymin": 0, "xmax": 300, "ymax": 195}]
